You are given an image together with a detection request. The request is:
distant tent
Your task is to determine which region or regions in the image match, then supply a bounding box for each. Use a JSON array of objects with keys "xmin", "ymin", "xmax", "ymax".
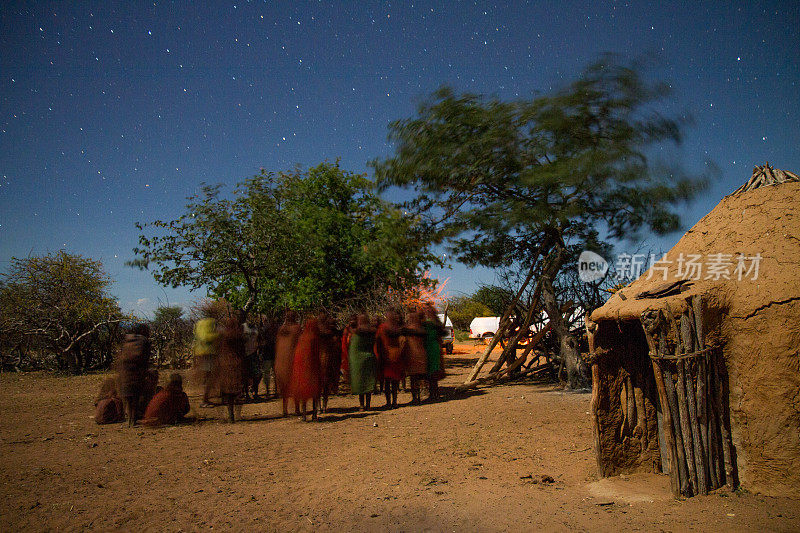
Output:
[{"xmin": 586, "ymin": 164, "xmax": 800, "ymax": 498}]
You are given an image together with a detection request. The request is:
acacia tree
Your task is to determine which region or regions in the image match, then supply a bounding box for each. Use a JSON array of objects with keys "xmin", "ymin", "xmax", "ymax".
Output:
[
  {"xmin": 0, "ymin": 251, "xmax": 124, "ymax": 372},
  {"xmin": 372, "ymin": 56, "xmax": 709, "ymax": 388},
  {"xmin": 131, "ymin": 161, "xmax": 440, "ymax": 317}
]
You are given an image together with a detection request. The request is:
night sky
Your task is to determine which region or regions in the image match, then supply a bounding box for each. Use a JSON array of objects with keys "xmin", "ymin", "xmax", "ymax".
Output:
[{"xmin": 1, "ymin": 1, "xmax": 798, "ymax": 317}]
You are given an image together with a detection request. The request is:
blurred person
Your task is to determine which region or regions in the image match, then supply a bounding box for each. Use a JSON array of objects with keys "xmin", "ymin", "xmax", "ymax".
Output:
[
  {"xmin": 216, "ymin": 318, "xmax": 246, "ymax": 422},
  {"xmin": 340, "ymin": 314, "xmax": 357, "ymax": 386},
  {"xmin": 139, "ymin": 368, "xmax": 160, "ymax": 417},
  {"xmin": 318, "ymin": 312, "xmax": 342, "ymax": 413},
  {"xmin": 243, "ymin": 321, "xmax": 262, "ymax": 401},
  {"xmin": 375, "ymin": 310, "xmax": 406, "ymax": 409},
  {"xmin": 115, "ymin": 323, "xmax": 152, "ymax": 427},
  {"xmin": 291, "ymin": 316, "xmax": 322, "ymax": 421},
  {"xmin": 402, "ymin": 310, "xmax": 428, "ymax": 405},
  {"xmin": 274, "ymin": 310, "xmax": 301, "ymax": 417},
  {"xmin": 193, "ymin": 317, "xmax": 219, "ymax": 408},
  {"xmin": 422, "ymin": 304, "xmax": 446, "ymax": 401},
  {"xmin": 94, "ymin": 377, "xmax": 124, "ymax": 425},
  {"xmin": 142, "ymin": 373, "xmax": 190, "ymax": 426},
  {"xmin": 349, "ymin": 313, "xmax": 378, "ymax": 410},
  {"xmin": 259, "ymin": 317, "xmax": 279, "ymax": 398}
]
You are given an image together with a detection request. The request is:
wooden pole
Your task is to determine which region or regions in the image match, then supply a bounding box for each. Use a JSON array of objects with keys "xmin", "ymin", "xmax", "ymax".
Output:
[
  {"xmin": 706, "ymin": 356, "xmax": 722, "ymax": 489},
  {"xmin": 681, "ymin": 313, "xmax": 707, "ymax": 495},
  {"xmin": 487, "ymin": 296, "xmax": 542, "ymax": 373},
  {"xmin": 591, "ymin": 361, "xmax": 603, "ymax": 476},
  {"xmin": 455, "ymin": 361, "xmax": 551, "ymax": 391},
  {"xmin": 665, "ymin": 302, "xmax": 697, "ymax": 495},
  {"xmin": 663, "ymin": 363, "xmax": 690, "ymax": 495},
  {"xmin": 586, "ymin": 316, "xmax": 604, "ymax": 476},
  {"xmin": 714, "ymin": 351, "xmax": 736, "ymax": 488},
  {"xmin": 688, "ymin": 299, "xmax": 712, "ymax": 491},
  {"xmin": 465, "ymin": 267, "xmax": 539, "ymax": 383},
  {"xmin": 456, "ymin": 325, "xmax": 550, "ymax": 391},
  {"xmin": 641, "ymin": 310, "xmax": 680, "ymax": 498}
]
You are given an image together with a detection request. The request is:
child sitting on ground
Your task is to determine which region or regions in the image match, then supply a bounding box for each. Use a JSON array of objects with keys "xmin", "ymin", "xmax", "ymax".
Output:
[
  {"xmin": 94, "ymin": 377, "xmax": 125, "ymax": 425},
  {"xmin": 142, "ymin": 373, "xmax": 190, "ymax": 427}
]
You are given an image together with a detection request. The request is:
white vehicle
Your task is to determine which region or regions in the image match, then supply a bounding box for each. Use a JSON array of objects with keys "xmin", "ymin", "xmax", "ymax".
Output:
[
  {"xmin": 469, "ymin": 316, "xmax": 501, "ymax": 339},
  {"xmin": 438, "ymin": 314, "xmax": 455, "ymax": 354}
]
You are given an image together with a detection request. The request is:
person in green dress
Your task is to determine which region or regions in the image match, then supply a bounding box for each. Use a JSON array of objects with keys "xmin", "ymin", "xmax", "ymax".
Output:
[
  {"xmin": 348, "ymin": 313, "xmax": 378, "ymax": 410},
  {"xmin": 422, "ymin": 304, "xmax": 446, "ymax": 401}
]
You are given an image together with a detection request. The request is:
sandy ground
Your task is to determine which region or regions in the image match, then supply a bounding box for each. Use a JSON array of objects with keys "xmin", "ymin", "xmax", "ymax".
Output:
[{"xmin": 2, "ymin": 342, "xmax": 799, "ymax": 532}]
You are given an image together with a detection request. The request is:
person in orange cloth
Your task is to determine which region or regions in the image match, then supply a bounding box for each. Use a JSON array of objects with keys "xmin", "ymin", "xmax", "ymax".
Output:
[
  {"xmin": 142, "ymin": 373, "xmax": 190, "ymax": 426},
  {"xmin": 274, "ymin": 310, "xmax": 302, "ymax": 417},
  {"xmin": 216, "ymin": 318, "xmax": 246, "ymax": 422},
  {"xmin": 318, "ymin": 312, "xmax": 342, "ymax": 414},
  {"xmin": 402, "ymin": 309, "xmax": 428, "ymax": 405},
  {"xmin": 375, "ymin": 310, "xmax": 406, "ymax": 409},
  {"xmin": 290, "ymin": 316, "xmax": 323, "ymax": 421}
]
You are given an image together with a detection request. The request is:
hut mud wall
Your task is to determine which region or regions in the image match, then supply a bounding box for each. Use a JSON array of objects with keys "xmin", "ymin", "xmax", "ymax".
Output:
[
  {"xmin": 589, "ymin": 319, "xmax": 661, "ymax": 477},
  {"xmin": 723, "ymin": 298, "xmax": 800, "ymax": 498}
]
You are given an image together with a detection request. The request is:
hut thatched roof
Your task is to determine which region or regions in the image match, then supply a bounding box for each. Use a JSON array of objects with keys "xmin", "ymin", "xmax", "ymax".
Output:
[{"xmin": 592, "ymin": 175, "xmax": 800, "ymax": 323}]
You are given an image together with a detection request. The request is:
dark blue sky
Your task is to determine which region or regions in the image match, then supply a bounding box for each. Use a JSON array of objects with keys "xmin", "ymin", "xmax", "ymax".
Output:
[{"xmin": 1, "ymin": 1, "xmax": 798, "ymax": 316}]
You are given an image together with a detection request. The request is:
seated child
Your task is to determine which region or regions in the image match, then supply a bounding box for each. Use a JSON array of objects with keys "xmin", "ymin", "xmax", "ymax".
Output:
[
  {"xmin": 94, "ymin": 377, "xmax": 125, "ymax": 425},
  {"xmin": 142, "ymin": 373, "xmax": 190, "ymax": 427}
]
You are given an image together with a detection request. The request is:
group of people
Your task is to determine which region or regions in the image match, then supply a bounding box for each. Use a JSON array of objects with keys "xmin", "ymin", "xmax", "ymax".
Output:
[
  {"xmin": 200, "ymin": 302, "xmax": 448, "ymax": 422},
  {"xmin": 94, "ymin": 303, "xmax": 449, "ymax": 426},
  {"xmin": 94, "ymin": 324, "xmax": 190, "ymax": 427}
]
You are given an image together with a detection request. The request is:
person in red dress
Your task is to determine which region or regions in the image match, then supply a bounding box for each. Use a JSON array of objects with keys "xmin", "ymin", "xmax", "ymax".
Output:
[
  {"xmin": 142, "ymin": 373, "xmax": 190, "ymax": 426},
  {"xmin": 290, "ymin": 316, "xmax": 323, "ymax": 421},
  {"xmin": 375, "ymin": 310, "xmax": 406, "ymax": 409},
  {"xmin": 402, "ymin": 309, "xmax": 428, "ymax": 405},
  {"xmin": 274, "ymin": 311, "xmax": 302, "ymax": 417}
]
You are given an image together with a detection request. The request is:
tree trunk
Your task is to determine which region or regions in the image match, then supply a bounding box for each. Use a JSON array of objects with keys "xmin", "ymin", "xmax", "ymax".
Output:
[
  {"xmin": 560, "ymin": 333, "xmax": 584, "ymax": 389},
  {"xmin": 540, "ymin": 245, "xmax": 587, "ymax": 389},
  {"xmin": 66, "ymin": 346, "xmax": 81, "ymax": 374}
]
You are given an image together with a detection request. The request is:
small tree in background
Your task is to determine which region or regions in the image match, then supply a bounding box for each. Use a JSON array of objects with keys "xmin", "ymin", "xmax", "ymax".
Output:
[
  {"xmin": 150, "ymin": 305, "xmax": 193, "ymax": 368},
  {"xmin": 445, "ymin": 295, "xmax": 493, "ymax": 332},
  {"xmin": 0, "ymin": 251, "xmax": 124, "ymax": 372}
]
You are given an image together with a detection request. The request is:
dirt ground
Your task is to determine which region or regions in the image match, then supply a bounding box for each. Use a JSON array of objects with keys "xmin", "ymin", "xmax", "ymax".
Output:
[{"xmin": 2, "ymin": 342, "xmax": 799, "ymax": 532}]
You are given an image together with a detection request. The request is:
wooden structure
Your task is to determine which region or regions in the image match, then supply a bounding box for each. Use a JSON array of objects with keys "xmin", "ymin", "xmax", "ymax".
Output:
[{"xmin": 587, "ymin": 165, "xmax": 800, "ymax": 498}]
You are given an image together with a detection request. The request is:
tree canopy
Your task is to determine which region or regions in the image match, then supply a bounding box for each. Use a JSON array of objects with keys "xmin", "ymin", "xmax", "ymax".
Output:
[
  {"xmin": 372, "ymin": 56, "xmax": 710, "ymax": 387},
  {"xmin": 373, "ymin": 57, "xmax": 706, "ymax": 265},
  {"xmin": 131, "ymin": 161, "xmax": 440, "ymax": 316},
  {"xmin": 0, "ymin": 251, "xmax": 124, "ymax": 372}
]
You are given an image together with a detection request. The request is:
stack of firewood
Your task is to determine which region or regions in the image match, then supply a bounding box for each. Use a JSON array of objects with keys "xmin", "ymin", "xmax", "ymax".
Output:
[
  {"xmin": 731, "ymin": 163, "xmax": 799, "ymax": 195},
  {"xmin": 640, "ymin": 296, "xmax": 737, "ymax": 497}
]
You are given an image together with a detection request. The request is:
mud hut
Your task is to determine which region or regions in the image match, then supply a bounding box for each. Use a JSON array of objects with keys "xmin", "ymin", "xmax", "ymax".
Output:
[{"xmin": 586, "ymin": 164, "xmax": 800, "ymax": 498}]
